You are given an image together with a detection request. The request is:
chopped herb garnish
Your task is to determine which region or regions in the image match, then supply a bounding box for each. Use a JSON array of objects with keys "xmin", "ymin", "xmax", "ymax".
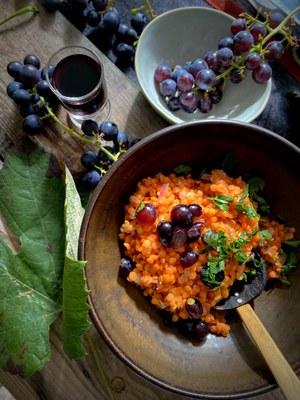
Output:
[
  {"xmin": 135, "ymin": 202, "xmax": 145, "ymax": 216},
  {"xmin": 247, "ymin": 176, "xmax": 270, "ymax": 214},
  {"xmin": 259, "ymin": 229, "xmax": 273, "ymax": 246},
  {"xmin": 279, "ymin": 251, "xmax": 298, "ymax": 285},
  {"xmin": 209, "ymin": 194, "xmax": 234, "ymax": 211},
  {"xmin": 236, "ymin": 185, "xmax": 259, "ymax": 219},
  {"xmin": 173, "ymin": 164, "xmax": 193, "ymax": 176},
  {"xmin": 220, "ymin": 150, "xmax": 238, "ymax": 174}
]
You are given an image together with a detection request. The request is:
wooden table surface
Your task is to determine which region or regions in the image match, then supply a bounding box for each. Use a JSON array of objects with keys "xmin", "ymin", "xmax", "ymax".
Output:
[{"xmin": 0, "ymin": 1, "xmax": 292, "ymax": 399}]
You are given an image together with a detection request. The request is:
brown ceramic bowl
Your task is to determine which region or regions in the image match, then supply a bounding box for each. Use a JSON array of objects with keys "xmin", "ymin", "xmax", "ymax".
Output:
[{"xmin": 79, "ymin": 120, "xmax": 300, "ymax": 399}]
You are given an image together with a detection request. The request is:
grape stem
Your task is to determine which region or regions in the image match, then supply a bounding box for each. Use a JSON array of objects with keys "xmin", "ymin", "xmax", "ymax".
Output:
[
  {"xmin": 144, "ymin": 0, "xmax": 156, "ymax": 20},
  {"xmin": 216, "ymin": 6, "xmax": 300, "ymax": 82},
  {"xmin": 84, "ymin": 333, "xmax": 116, "ymax": 400},
  {"xmin": 0, "ymin": 5, "xmax": 38, "ymax": 26},
  {"xmin": 40, "ymin": 97, "xmax": 118, "ymax": 163},
  {"xmin": 260, "ymin": 6, "xmax": 300, "ymax": 46}
]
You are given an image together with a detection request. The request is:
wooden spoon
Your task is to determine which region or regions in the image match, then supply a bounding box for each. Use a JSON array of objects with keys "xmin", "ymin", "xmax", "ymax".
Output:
[{"xmin": 214, "ymin": 266, "xmax": 300, "ymax": 400}]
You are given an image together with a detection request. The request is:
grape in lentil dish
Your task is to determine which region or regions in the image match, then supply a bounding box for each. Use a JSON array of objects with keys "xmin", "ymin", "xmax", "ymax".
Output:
[{"xmin": 119, "ymin": 169, "xmax": 298, "ymax": 340}]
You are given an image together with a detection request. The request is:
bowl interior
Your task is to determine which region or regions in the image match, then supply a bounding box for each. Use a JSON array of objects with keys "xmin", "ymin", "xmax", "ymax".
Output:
[
  {"xmin": 135, "ymin": 7, "xmax": 271, "ymax": 124},
  {"xmin": 80, "ymin": 121, "xmax": 300, "ymax": 398}
]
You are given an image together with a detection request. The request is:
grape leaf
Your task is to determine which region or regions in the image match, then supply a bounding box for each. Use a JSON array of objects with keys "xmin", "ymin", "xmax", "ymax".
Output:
[
  {"xmin": 62, "ymin": 167, "xmax": 91, "ymax": 359},
  {"xmin": 0, "ymin": 142, "xmax": 65, "ymax": 378}
]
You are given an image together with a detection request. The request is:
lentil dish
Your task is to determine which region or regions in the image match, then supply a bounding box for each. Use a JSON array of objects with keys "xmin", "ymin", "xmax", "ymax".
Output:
[{"xmin": 119, "ymin": 169, "xmax": 297, "ymax": 338}]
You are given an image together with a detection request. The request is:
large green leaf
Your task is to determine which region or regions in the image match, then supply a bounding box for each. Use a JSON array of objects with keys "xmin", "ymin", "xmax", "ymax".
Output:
[
  {"xmin": 0, "ymin": 142, "xmax": 65, "ymax": 377},
  {"xmin": 62, "ymin": 168, "xmax": 90, "ymax": 359}
]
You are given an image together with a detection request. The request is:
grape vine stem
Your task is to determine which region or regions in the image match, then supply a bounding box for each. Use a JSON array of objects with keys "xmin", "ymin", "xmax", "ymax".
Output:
[
  {"xmin": 0, "ymin": 5, "xmax": 38, "ymax": 27},
  {"xmin": 216, "ymin": 6, "xmax": 300, "ymax": 83},
  {"xmin": 40, "ymin": 97, "xmax": 118, "ymax": 163}
]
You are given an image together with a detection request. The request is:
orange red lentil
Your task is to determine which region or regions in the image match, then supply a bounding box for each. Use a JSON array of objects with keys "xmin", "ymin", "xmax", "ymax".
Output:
[{"xmin": 119, "ymin": 169, "xmax": 296, "ymax": 337}]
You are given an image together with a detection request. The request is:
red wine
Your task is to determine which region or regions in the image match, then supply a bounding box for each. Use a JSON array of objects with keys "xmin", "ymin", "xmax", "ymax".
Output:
[{"xmin": 52, "ymin": 54, "xmax": 107, "ymax": 116}]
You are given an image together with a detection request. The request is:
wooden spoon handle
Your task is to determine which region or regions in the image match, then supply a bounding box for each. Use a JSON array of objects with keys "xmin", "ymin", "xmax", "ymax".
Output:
[{"xmin": 237, "ymin": 303, "xmax": 300, "ymax": 400}]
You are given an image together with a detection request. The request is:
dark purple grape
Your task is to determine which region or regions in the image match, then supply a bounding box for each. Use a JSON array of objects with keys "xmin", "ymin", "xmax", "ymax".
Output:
[
  {"xmin": 12, "ymin": 89, "xmax": 31, "ymax": 105},
  {"xmin": 115, "ymin": 23, "xmax": 128, "ymax": 43},
  {"xmin": 20, "ymin": 103, "xmax": 39, "ymax": 118},
  {"xmin": 41, "ymin": 64, "xmax": 54, "ymax": 81},
  {"xmin": 170, "ymin": 229, "xmax": 187, "ymax": 249},
  {"xmin": 195, "ymin": 320, "xmax": 210, "ymax": 341},
  {"xmin": 103, "ymin": 10, "xmax": 120, "ymax": 33},
  {"xmin": 99, "ymin": 120, "xmax": 119, "ymax": 140},
  {"xmin": 24, "ymin": 54, "xmax": 40, "ymax": 69},
  {"xmin": 136, "ymin": 203, "xmax": 157, "ymax": 226},
  {"xmin": 81, "ymin": 119, "xmax": 99, "ymax": 136},
  {"xmin": 183, "ymin": 60, "xmax": 192, "ymax": 71},
  {"xmin": 195, "ymin": 69, "xmax": 216, "ymax": 90},
  {"xmin": 171, "ymin": 204, "xmax": 194, "ymax": 227},
  {"xmin": 36, "ymin": 80, "xmax": 51, "ymax": 97},
  {"xmin": 6, "ymin": 81, "xmax": 25, "ymax": 98},
  {"xmin": 115, "ymin": 131, "xmax": 129, "ymax": 150},
  {"xmin": 180, "ymin": 250, "xmax": 199, "ymax": 268},
  {"xmin": 189, "ymin": 58, "xmax": 208, "ymax": 78},
  {"xmin": 20, "ymin": 64, "xmax": 41, "ymax": 86},
  {"xmin": 157, "ymin": 221, "xmax": 175, "ymax": 246},
  {"xmin": 23, "ymin": 115, "xmax": 43, "ymax": 135},
  {"xmin": 167, "ymin": 97, "xmax": 181, "ymax": 112},
  {"xmin": 81, "ymin": 170, "xmax": 101, "ymax": 189},
  {"xmin": 159, "ymin": 79, "xmax": 177, "ymax": 98},
  {"xmin": 123, "ymin": 28, "xmax": 138, "ymax": 45},
  {"xmin": 178, "ymin": 91, "xmax": 198, "ymax": 113},
  {"xmin": 97, "ymin": 145, "xmax": 115, "ymax": 165},
  {"xmin": 209, "ymin": 87, "xmax": 223, "ymax": 104},
  {"xmin": 233, "ymin": 30, "xmax": 254, "ymax": 55},
  {"xmin": 252, "ymin": 63, "xmax": 272, "ymax": 84},
  {"xmin": 92, "ymin": 0, "xmax": 108, "ymax": 11},
  {"xmin": 171, "ymin": 66, "xmax": 185, "ymax": 81},
  {"xmin": 115, "ymin": 43, "xmax": 134, "ymax": 66},
  {"xmin": 86, "ymin": 9, "xmax": 101, "ymax": 27},
  {"xmin": 249, "ymin": 22, "xmax": 267, "ymax": 44},
  {"xmin": 177, "ymin": 71, "xmax": 194, "ymax": 91},
  {"xmin": 185, "ymin": 298, "xmax": 203, "ymax": 318},
  {"xmin": 178, "ymin": 318, "xmax": 197, "ymax": 338},
  {"xmin": 188, "ymin": 204, "xmax": 202, "ymax": 217},
  {"xmin": 187, "ymin": 222, "xmax": 205, "ymax": 242},
  {"xmin": 41, "ymin": 0, "xmax": 61, "ymax": 12},
  {"xmin": 218, "ymin": 36, "xmax": 234, "ymax": 50},
  {"xmin": 217, "ymin": 47, "xmax": 234, "ymax": 67},
  {"xmin": 230, "ymin": 18, "xmax": 247, "ymax": 35},
  {"xmin": 154, "ymin": 65, "xmax": 172, "ymax": 83},
  {"xmin": 131, "ymin": 12, "xmax": 146, "ymax": 34},
  {"xmin": 119, "ymin": 257, "xmax": 135, "ymax": 279},
  {"xmin": 198, "ymin": 95, "xmax": 213, "ymax": 113},
  {"xmin": 203, "ymin": 50, "xmax": 219, "ymax": 72},
  {"xmin": 80, "ymin": 150, "xmax": 98, "ymax": 169},
  {"xmin": 7, "ymin": 61, "xmax": 23, "ymax": 79},
  {"xmin": 265, "ymin": 41, "xmax": 285, "ymax": 61},
  {"xmin": 230, "ymin": 68, "xmax": 244, "ymax": 84},
  {"xmin": 244, "ymin": 52, "xmax": 261, "ymax": 70},
  {"xmin": 269, "ymin": 12, "xmax": 284, "ymax": 28}
]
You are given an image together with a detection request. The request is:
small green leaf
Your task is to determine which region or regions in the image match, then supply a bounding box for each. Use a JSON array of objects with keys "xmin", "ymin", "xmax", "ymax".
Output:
[
  {"xmin": 209, "ymin": 194, "xmax": 234, "ymax": 211},
  {"xmin": 173, "ymin": 164, "xmax": 193, "ymax": 176},
  {"xmin": 283, "ymin": 240, "xmax": 300, "ymax": 248}
]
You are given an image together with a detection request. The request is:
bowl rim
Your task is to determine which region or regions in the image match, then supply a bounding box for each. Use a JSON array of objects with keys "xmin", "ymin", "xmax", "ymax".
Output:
[
  {"xmin": 79, "ymin": 119, "xmax": 300, "ymax": 399},
  {"xmin": 134, "ymin": 6, "xmax": 272, "ymax": 125}
]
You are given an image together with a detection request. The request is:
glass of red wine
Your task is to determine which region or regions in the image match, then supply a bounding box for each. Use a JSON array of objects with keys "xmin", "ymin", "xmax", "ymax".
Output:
[{"xmin": 46, "ymin": 45, "xmax": 110, "ymax": 128}]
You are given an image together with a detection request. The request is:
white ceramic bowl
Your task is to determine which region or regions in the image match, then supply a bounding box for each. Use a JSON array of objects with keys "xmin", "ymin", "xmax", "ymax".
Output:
[{"xmin": 135, "ymin": 7, "xmax": 272, "ymax": 124}]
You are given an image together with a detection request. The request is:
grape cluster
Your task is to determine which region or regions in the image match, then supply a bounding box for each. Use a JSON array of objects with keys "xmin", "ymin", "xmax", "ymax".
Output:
[
  {"xmin": 42, "ymin": 0, "xmax": 149, "ymax": 68},
  {"xmin": 154, "ymin": 10, "xmax": 299, "ymax": 115},
  {"xmin": 6, "ymin": 54, "xmax": 58, "ymax": 135},
  {"xmin": 79, "ymin": 119, "xmax": 138, "ymax": 189},
  {"xmin": 6, "ymin": 53, "xmax": 138, "ymax": 191}
]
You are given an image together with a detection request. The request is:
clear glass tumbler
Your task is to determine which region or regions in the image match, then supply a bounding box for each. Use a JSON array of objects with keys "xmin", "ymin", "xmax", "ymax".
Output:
[{"xmin": 46, "ymin": 45, "xmax": 111, "ymax": 127}]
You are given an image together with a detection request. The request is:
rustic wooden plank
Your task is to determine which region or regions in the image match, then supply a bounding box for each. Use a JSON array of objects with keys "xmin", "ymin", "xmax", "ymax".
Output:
[{"xmin": 0, "ymin": 2, "xmax": 287, "ymax": 400}]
